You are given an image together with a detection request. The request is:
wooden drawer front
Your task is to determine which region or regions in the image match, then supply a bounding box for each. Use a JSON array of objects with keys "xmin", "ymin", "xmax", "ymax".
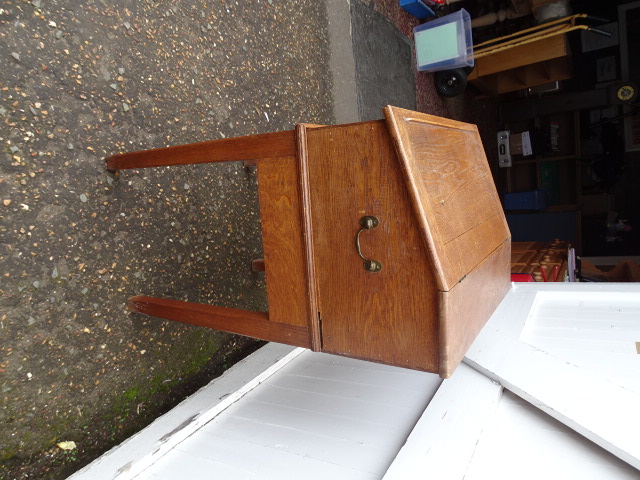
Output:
[
  {"xmin": 469, "ymin": 34, "xmax": 568, "ymax": 79},
  {"xmin": 306, "ymin": 122, "xmax": 440, "ymax": 372}
]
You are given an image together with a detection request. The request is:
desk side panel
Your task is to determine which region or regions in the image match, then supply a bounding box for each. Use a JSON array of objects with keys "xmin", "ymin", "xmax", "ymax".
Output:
[
  {"xmin": 257, "ymin": 155, "xmax": 313, "ymax": 341},
  {"xmin": 438, "ymin": 239, "xmax": 511, "ymax": 378}
]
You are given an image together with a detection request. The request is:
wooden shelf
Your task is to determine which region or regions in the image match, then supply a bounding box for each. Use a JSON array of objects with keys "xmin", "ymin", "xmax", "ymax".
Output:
[
  {"xmin": 511, "ymin": 154, "xmax": 578, "ymax": 165},
  {"xmin": 468, "ymin": 31, "xmax": 572, "ymax": 96},
  {"xmin": 504, "ymin": 111, "xmax": 581, "ymax": 206},
  {"xmin": 503, "ymin": 112, "xmax": 582, "ymax": 252}
]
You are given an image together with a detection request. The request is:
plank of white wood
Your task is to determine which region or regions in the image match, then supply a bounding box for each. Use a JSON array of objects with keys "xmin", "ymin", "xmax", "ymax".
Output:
[
  {"xmin": 271, "ymin": 372, "xmax": 436, "ymax": 409},
  {"xmin": 68, "ymin": 343, "xmax": 305, "ymax": 480},
  {"xmin": 141, "ymin": 450, "xmax": 249, "ymax": 480},
  {"xmin": 519, "ymin": 290, "xmax": 640, "ymax": 393},
  {"xmin": 215, "ymin": 394, "xmax": 408, "ymax": 452},
  {"xmin": 156, "ymin": 427, "xmax": 381, "ymax": 480},
  {"xmin": 465, "ymin": 283, "xmax": 640, "ymax": 471},
  {"xmin": 382, "ymin": 363, "xmax": 503, "ymax": 480},
  {"xmin": 464, "ymin": 390, "xmax": 640, "ymax": 480},
  {"xmin": 278, "ymin": 353, "xmax": 438, "ymax": 391},
  {"xmin": 139, "ymin": 351, "xmax": 441, "ymax": 479},
  {"xmin": 195, "ymin": 416, "xmax": 395, "ymax": 475}
]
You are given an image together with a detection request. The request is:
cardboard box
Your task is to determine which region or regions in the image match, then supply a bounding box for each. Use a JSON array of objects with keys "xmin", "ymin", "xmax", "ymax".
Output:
[{"xmin": 510, "ymin": 131, "xmax": 533, "ymax": 156}]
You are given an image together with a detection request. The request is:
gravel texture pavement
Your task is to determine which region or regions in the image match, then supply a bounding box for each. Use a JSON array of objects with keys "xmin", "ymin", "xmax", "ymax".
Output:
[{"xmin": 1, "ymin": 0, "xmax": 331, "ymax": 477}]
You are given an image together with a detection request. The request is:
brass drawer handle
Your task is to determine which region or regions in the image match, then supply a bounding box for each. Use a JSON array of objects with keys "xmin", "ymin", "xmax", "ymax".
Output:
[{"xmin": 355, "ymin": 216, "xmax": 382, "ymax": 273}]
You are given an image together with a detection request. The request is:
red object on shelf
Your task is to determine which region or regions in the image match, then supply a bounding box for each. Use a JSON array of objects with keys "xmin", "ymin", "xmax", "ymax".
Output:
[{"xmin": 511, "ymin": 273, "xmax": 536, "ymax": 282}]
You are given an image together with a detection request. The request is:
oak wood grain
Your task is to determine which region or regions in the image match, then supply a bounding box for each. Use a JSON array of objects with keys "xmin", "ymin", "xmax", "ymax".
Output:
[
  {"xmin": 468, "ymin": 34, "xmax": 568, "ymax": 79},
  {"xmin": 128, "ymin": 295, "xmax": 311, "ymax": 347},
  {"xmin": 108, "ymin": 129, "xmax": 315, "ymax": 350},
  {"xmin": 106, "ymin": 130, "xmax": 296, "ymax": 170},
  {"xmin": 305, "ymin": 121, "xmax": 440, "ymax": 372},
  {"xmin": 384, "ymin": 106, "xmax": 511, "ymax": 291},
  {"xmin": 438, "ymin": 239, "xmax": 511, "ymax": 378},
  {"xmin": 295, "ymin": 124, "xmax": 324, "ymax": 351},
  {"xmin": 109, "ymin": 108, "xmax": 511, "ymax": 377},
  {"xmin": 256, "ymin": 155, "xmax": 311, "ymax": 335},
  {"xmin": 251, "ymin": 259, "xmax": 266, "ymax": 272}
]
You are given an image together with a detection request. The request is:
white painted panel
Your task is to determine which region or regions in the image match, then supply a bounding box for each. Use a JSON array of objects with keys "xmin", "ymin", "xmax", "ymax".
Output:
[
  {"xmin": 383, "ymin": 363, "xmax": 503, "ymax": 480},
  {"xmin": 520, "ymin": 290, "xmax": 640, "ymax": 394},
  {"xmin": 69, "ymin": 343, "xmax": 304, "ymax": 480},
  {"xmin": 239, "ymin": 382, "xmax": 429, "ymax": 428},
  {"xmin": 153, "ymin": 430, "xmax": 377, "ymax": 480},
  {"xmin": 229, "ymin": 392, "xmax": 408, "ymax": 437},
  {"xmin": 464, "ymin": 390, "xmax": 640, "ymax": 480},
  {"xmin": 279, "ymin": 354, "xmax": 437, "ymax": 392},
  {"xmin": 136, "ymin": 351, "xmax": 441, "ymax": 479},
  {"xmin": 141, "ymin": 449, "xmax": 249, "ymax": 479},
  {"xmin": 466, "ymin": 283, "xmax": 640, "ymax": 470},
  {"xmin": 387, "ymin": 297, "xmax": 640, "ymax": 480},
  {"xmin": 197, "ymin": 416, "xmax": 393, "ymax": 474},
  {"xmin": 221, "ymin": 395, "xmax": 407, "ymax": 456},
  {"xmin": 272, "ymin": 373, "xmax": 435, "ymax": 410}
]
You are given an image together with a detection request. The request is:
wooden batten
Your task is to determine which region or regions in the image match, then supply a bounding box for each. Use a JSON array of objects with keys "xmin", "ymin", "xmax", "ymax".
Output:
[
  {"xmin": 127, "ymin": 296, "xmax": 312, "ymax": 348},
  {"xmin": 255, "ymin": 155, "xmax": 313, "ymax": 332},
  {"xmin": 106, "ymin": 130, "xmax": 297, "ymax": 170}
]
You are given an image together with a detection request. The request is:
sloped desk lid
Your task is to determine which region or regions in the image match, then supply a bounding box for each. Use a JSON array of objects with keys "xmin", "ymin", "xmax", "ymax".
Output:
[{"xmin": 384, "ymin": 106, "xmax": 510, "ymax": 292}]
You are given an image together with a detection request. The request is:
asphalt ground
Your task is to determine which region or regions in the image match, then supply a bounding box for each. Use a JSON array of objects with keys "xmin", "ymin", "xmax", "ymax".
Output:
[{"xmin": 1, "ymin": 0, "xmax": 335, "ymax": 477}]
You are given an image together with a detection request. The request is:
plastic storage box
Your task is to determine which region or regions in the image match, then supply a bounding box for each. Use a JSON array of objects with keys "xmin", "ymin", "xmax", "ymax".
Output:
[
  {"xmin": 400, "ymin": 0, "xmax": 436, "ymax": 20},
  {"xmin": 414, "ymin": 9, "xmax": 473, "ymax": 72}
]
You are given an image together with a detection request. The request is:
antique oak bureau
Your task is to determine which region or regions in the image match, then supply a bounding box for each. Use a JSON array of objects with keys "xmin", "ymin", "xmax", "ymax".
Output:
[{"xmin": 106, "ymin": 106, "xmax": 511, "ymax": 378}]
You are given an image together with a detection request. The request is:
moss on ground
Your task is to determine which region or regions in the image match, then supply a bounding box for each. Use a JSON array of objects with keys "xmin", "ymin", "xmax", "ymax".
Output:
[{"xmin": 0, "ymin": 331, "xmax": 263, "ymax": 480}]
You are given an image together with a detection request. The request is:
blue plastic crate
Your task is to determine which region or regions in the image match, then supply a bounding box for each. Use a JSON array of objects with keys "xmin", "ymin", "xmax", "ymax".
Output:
[
  {"xmin": 400, "ymin": 0, "xmax": 436, "ymax": 20},
  {"xmin": 504, "ymin": 190, "xmax": 549, "ymax": 211}
]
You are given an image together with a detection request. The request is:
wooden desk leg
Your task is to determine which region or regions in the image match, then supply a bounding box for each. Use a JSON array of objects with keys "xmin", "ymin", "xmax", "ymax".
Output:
[
  {"xmin": 251, "ymin": 259, "xmax": 266, "ymax": 272},
  {"xmin": 106, "ymin": 130, "xmax": 296, "ymax": 171},
  {"xmin": 106, "ymin": 127, "xmax": 316, "ymax": 351},
  {"xmin": 128, "ymin": 295, "xmax": 312, "ymax": 348}
]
